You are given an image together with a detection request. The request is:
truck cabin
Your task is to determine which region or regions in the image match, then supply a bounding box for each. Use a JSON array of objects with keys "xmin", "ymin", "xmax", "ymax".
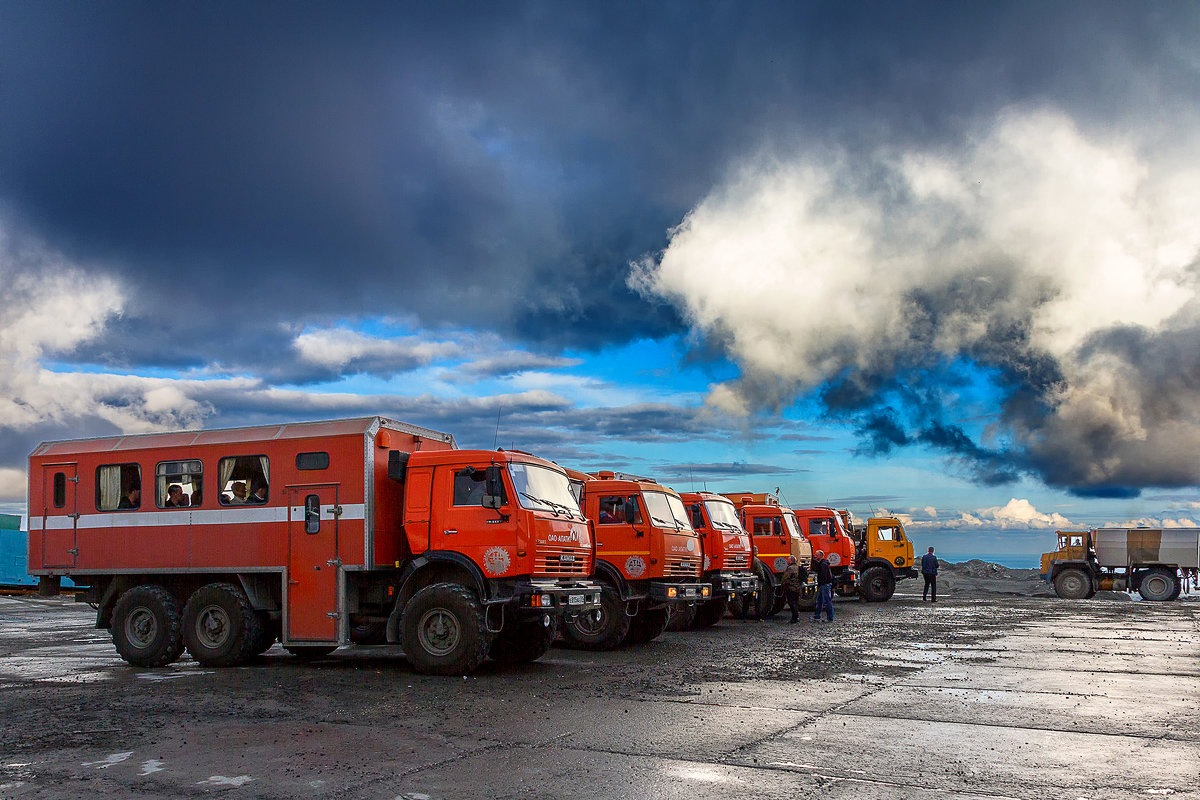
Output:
[{"xmin": 679, "ymin": 492, "xmax": 753, "ymax": 572}]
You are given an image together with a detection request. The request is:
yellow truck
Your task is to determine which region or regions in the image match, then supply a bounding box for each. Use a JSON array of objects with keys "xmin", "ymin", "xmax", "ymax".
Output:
[
  {"xmin": 1041, "ymin": 528, "xmax": 1199, "ymax": 601},
  {"xmin": 842, "ymin": 512, "xmax": 918, "ymax": 601}
]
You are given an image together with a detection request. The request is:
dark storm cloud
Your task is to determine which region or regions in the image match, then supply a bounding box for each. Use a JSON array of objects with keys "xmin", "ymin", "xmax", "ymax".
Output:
[{"xmin": 4, "ymin": 1, "xmax": 1193, "ymax": 373}]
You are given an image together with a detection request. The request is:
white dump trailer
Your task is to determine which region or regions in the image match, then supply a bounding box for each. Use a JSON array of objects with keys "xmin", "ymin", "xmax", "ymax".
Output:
[{"xmin": 1040, "ymin": 528, "xmax": 1200, "ymax": 601}]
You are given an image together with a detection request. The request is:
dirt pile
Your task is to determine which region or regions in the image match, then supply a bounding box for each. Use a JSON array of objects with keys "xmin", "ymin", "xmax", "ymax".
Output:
[{"xmin": 933, "ymin": 559, "xmax": 1053, "ymax": 598}]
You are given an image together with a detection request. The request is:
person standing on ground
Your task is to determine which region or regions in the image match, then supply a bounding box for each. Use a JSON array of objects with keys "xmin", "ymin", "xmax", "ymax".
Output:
[
  {"xmin": 811, "ymin": 550, "xmax": 834, "ymax": 622},
  {"xmin": 922, "ymin": 546, "xmax": 939, "ymax": 602},
  {"xmin": 781, "ymin": 556, "xmax": 804, "ymax": 623}
]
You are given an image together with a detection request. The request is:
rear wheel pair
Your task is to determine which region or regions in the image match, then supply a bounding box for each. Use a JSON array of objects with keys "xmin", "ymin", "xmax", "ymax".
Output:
[{"xmin": 112, "ymin": 582, "xmax": 265, "ymax": 667}]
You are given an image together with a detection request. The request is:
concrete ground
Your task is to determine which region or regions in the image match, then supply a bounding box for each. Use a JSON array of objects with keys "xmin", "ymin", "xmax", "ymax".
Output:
[{"xmin": 0, "ymin": 589, "xmax": 1196, "ymax": 799}]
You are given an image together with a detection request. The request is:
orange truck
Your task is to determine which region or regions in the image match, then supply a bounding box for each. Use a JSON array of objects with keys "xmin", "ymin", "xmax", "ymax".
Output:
[
  {"xmin": 791, "ymin": 507, "xmax": 859, "ymax": 596},
  {"xmin": 675, "ymin": 491, "xmax": 759, "ymax": 628},
  {"xmin": 722, "ymin": 493, "xmax": 815, "ymax": 618},
  {"xmin": 561, "ymin": 471, "xmax": 710, "ymax": 648},
  {"xmin": 27, "ymin": 416, "xmax": 601, "ymax": 675}
]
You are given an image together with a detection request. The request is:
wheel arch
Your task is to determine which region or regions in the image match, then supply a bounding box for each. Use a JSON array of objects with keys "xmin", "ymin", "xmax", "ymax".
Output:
[{"xmin": 387, "ymin": 553, "xmax": 489, "ymax": 643}]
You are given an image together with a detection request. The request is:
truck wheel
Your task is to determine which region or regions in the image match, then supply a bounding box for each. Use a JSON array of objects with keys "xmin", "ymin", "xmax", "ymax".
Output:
[
  {"xmin": 249, "ymin": 613, "xmax": 279, "ymax": 656},
  {"xmin": 401, "ymin": 583, "xmax": 489, "ymax": 675},
  {"xmin": 692, "ymin": 596, "xmax": 728, "ymax": 628},
  {"xmin": 755, "ymin": 565, "xmax": 777, "ymax": 620},
  {"xmin": 666, "ymin": 603, "xmax": 696, "ymax": 631},
  {"xmin": 112, "ymin": 585, "xmax": 185, "ymax": 667},
  {"xmin": 859, "ymin": 566, "xmax": 896, "ymax": 602},
  {"xmin": 1138, "ymin": 568, "xmax": 1178, "ymax": 602},
  {"xmin": 1053, "ymin": 569, "xmax": 1090, "ymax": 599},
  {"xmin": 182, "ymin": 583, "xmax": 262, "ymax": 667},
  {"xmin": 559, "ymin": 585, "xmax": 630, "ymax": 651},
  {"xmin": 284, "ymin": 645, "xmax": 337, "ymax": 659},
  {"xmin": 797, "ymin": 588, "xmax": 817, "ymax": 612},
  {"xmin": 624, "ymin": 607, "xmax": 669, "ymax": 645},
  {"xmin": 489, "ymin": 616, "xmax": 555, "ymax": 665},
  {"xmin": 725, "ymin": 594, "xmax": 745, "ymax": 619}
]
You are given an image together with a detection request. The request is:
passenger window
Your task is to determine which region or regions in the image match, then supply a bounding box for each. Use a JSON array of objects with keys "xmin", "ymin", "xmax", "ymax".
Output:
[
  {"xmin": 96, "ymin": 464, "xmax": 142, "ymax": 511},
  {"xmin": 296, "ymin": 451, "xmax": 330, "ymax": 470},
  {"xmin": 809, "ymin": 518, "xmax": 833, "ymax": 537},
  {"xmin": 689, "ymin": 503, "xmax": 705, "ymax": 529},
  {"xmin": 218, "ymin": 455, "xmax": 269, "ymax": 506},
  {"xmin": 52, "ymin": 473, "xmax": 66, "ymax": 509},
  {"xmin": 752, "ymin": 517, "xmax": 779, "ymax": 536},
  {"xmin": 876, "ymin": 527, "xmax": 895, "ymax": 541},
  {"xmin": 453, "ymin": 467, "xmax": 491, "ymax": 506},
  {"xmin": 598, "ymin": 495, "xmax": 642, "ymax": 525},
  {"xmin": 156, "ymin": 460, "xmax": 203, "ymax": 509},
  {"xmin": 304, "ymin": 494, "xmax": 320, "ymax": 534}
]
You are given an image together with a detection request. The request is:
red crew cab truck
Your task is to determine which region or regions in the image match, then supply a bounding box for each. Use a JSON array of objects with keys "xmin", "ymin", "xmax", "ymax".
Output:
[
  {"xmin": 561, "ymin": 471, "xmax": 710, "ymax": 649},
  {"xmin": 677, "ymin": 491, "xmax": 759, "ymax": 628},
  {"xmin": 722, "ymin": 493, "xmax": 815, "ymax": 618},
  {"xmin": 28, "ymin": 417, "xmax": 600, "ymax": 675}
]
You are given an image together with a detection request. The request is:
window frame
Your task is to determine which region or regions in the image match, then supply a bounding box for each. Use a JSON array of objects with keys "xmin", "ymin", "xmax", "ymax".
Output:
[
  {"xmin": 217, "ymin": 454, "xmax": 271, "ymax": 507},
  {"xmin": 95, "ymin": 463, "xmax": 143, "ymax": 512},
  {"xmin": 155, "ymin": 458, "xmax": 204, "ymax": 510},
  {"xmin": 296, "ymin": 451, "xmax": 330, "ymax": 471}
]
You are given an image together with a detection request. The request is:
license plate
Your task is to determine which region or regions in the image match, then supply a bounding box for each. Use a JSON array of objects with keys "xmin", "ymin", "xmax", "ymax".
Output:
[
  {"xmin": 559, "ymin": 553, "xmax": 576, "ymax": 563},
  {"xmin": 683, "ymin": 588, "xmax": 697, "ymax": 597},
  {"xmin": 568, "ymin": 594, "xmax": 585, "ymax": 605}
]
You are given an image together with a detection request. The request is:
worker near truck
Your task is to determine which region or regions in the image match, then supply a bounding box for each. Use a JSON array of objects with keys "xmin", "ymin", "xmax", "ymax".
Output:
[
  {"xmin": 781, "ymin": 555, "xmax": 805, "ymax": 623},
  {"xmin": 811, "ymin": 550, "xmax": 834, "ymax": 622},
  {"xmin": 921, "ymin": 547, "xmax": 939, "ymax": 602}
]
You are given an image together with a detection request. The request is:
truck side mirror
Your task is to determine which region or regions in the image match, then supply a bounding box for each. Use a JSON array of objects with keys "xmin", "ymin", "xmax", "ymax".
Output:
[
  {"xmin": 387, "ymin": 450, "xmax": 409, "ymax": 482},
  {"xmin": 624, "ymin": 498, "xmax": 638, "ymax": 523},
  {"xmin": 482, "ymin": 465, "xmax": 503, "ymax": 509}
]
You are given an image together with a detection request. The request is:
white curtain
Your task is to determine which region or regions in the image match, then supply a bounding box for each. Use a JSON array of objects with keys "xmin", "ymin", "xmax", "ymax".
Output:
[
  {"xmin": 258, "ymin": 456, "xmax": 270, "ymax": 487},
  {"xmin": 219, "ymin": 458, "xmax": 236, "ymax": 491},
  {"xmin": 98, "ymin": 466, "xmax": 121, "ymax": 510}
]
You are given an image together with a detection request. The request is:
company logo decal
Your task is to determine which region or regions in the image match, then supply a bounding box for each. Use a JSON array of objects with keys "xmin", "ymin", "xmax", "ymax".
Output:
[
  {"xmin": 548, "ymin": 531, "xmax": 579, "ymax": 543},
  {"xmin": 625, "ymin": 556, "xmax": 647, "ymax": 578},
  {"xmin": 828, "ymin": 552, "xmax": 841, "ymax": 567},
  {"xmin": 483, "ymin": 546, "xmax": 512, "ymax": 576},
  {"xmin": 774, "ymin": 557, "xmax": 789, "ymax": 572},
  {"xmin": 686, "ymin": 538, "xmax": 696, "ymax": 552}
]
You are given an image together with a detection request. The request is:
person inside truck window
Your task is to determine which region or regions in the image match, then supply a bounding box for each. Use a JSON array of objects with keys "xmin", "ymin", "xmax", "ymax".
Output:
[
  {"xmin": 165, "ymin": 484, "xmax": 186, "ymax": 507},
  {"xmin": 246, "ymin": 480, "xmax": 268, "ymax": 504},
  {"xmin": 599, "ymin": 499, "xmax": 620, "ymax": 523},
  {"xmin": 453, "ymin": 468, "xmax": 488, "ymax": 506},
  {"xmin": 118, "ymin": 481, "xmax": 141, "ymax": 510},
  {"xmin": 228, "ymin": 482, "xmax": 248, "ymax": 504}
]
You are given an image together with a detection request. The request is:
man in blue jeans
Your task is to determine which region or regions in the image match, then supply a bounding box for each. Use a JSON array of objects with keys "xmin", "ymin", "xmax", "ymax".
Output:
[
  {"xmin": 922, "ymin": 546, "xmax": 939, "ymax": 601},
  {"xmin": 811, "ymin": 549, "xmax": 834, "ymax": 622}
]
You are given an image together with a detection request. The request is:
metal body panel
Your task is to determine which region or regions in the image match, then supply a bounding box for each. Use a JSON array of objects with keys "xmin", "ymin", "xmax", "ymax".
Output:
[{"xmin": 1094, "ymin": 528, "xmax": 1200, "ymax": 569}]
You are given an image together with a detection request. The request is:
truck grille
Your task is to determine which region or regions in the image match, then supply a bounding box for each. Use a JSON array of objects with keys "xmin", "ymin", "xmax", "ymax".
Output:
[
  {"xmin": 724, "ymin": 553, "xmax": 750, "ymax": 570},
  {"xmin": 663, "ymin": 554, "xmax": 702, "ymax": 578},
  {"xmin": 534, "ymin": 545, "xmax": 590, "ymax": 577}
]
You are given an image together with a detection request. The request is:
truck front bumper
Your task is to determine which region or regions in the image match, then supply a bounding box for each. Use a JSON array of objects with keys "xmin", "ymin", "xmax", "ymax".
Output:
[
  {"xmin": 648, "ymin": 580, "xmax": 712, "ymax": 604},
  {"xmin": 712, "ymin": 570, "xmax": 759, "ymax": 595},
  {"xmin": 514, "ymin": 579, "xmax": 603, "ymax": 617}
]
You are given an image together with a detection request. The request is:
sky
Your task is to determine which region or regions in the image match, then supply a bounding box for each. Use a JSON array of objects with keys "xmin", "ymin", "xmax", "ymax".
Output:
[{"xmin": 3, "ymin": 1, "xmax": 1200, "ymax": 565}]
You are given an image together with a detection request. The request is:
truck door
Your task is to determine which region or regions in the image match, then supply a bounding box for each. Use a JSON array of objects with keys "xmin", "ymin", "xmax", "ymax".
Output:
[
  {"xmin": 287, "ymin": 484, "xmax": 340, "ymax": 642},
  {"xmin": 873, "ymin": 523, "xmax": 907, "ymax": 567},
  {"xmin": 430, "ymin": 465, "xmax": 517, "ymax": 578},
  {"xmin": 41, "ymin": 464, "xmax": 77, "ymax": 569}
]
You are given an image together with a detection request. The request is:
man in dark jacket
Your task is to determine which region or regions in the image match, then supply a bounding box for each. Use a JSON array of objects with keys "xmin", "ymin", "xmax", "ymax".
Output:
[
  {"xmin": 921, "ymin": 547, "xmax": 939, "ymax": 602},
  {"xmin": 781, "ymin": 556, "xmax": 805, "ymax": 623},
  {"xmin": 811, "ymin": 550, "xmax": 834, "ymax": 622}
]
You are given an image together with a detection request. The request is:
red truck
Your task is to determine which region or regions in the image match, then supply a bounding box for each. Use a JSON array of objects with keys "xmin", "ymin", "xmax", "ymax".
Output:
[
  {"xmin": 722, "ymin": 493, "xmax": 815, "ymax": 618},
  {"xmin": 791, "ymin": 507, "xmax": 859, "ymax": 596},
  {"xmin": 675, "ymin": 491, "xmax": 759, "ymax": 628},
  {"xmin": 561, "ymin": 471, "xmax": 710, "ymax": 648},
  {"xmin": 27, "ymin": 417, "xmax": 601, "ymax": 675}
]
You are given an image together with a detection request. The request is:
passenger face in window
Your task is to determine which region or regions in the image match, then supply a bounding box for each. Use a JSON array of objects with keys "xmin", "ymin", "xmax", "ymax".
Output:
[{"xmin": 166, "ymin": 485, "xmax": 185, "ymax": 507}]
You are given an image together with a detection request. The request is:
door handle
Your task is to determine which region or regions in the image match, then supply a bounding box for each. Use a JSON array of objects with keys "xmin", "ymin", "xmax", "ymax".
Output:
[{"xmin": 444, "ymin": 529, "xmax": 458, "ymax": 535}]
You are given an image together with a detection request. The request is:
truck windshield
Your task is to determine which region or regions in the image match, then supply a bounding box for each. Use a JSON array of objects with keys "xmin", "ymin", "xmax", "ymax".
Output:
[
  {"xmin": 508, "ymin": 463, "xmax": 582, "ymax": 518},
  {"xmin": 781, "ymin": 511, "xmax": 801, "ymax": 539},
  {"xmin": 643, "ymin": 491, "xmax": 691, "ymax": 530},
  {"xmin": 704, "ymin": 499, "xmax": 742, "ymax": 530}
]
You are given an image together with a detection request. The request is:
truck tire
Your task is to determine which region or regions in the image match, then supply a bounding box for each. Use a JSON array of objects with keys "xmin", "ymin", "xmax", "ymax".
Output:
[
  {"xmin": 182, "ymin": 583, "xmax": 262, "ymax": 667},
  {"xmin": 797, "ymin": 587, "xmax": 817, "ymax": 612},
  {"xmin": 1138, "ymin": 568, "xmax": 1178, "ymax": 602},
  {"xmin": 112, "ymin": 585, "xmax": 185, "ymax": 667},
  {"xmin": 666, "ymin": 603, "xmax": 696, "ymax": 631},
  {"xmin": 284, "ymin": 645, "xmax": 337, "ymax": 659},
  {"xmin": 489, "ymin": 616, "xmax": 555, "ymax": 665},
  {"xmin": 859, "ymin": 566, "xmax": 896, "ymax": 602},
  {"xmin": 692, "ymin": 596, "xmax": 728, "ymax": 628},
  {"xmin": 1053, "ymin": 569, "xmax": 1091, "ymax": 600},
  {"xmin": 755, "ymin": 565, "xmax": 777, "ymax": 620},
  {"xmin": 624, "ymin": 607, "xmax": 669, "ymax": 645},
  {"xmin": 249, "ymin": 613, "xmax": 278, "ymax": 656},
  {"xmin": 559, "ymin": 585, "xmax": 629, "ymax": 651},
  {"xmin": 401, "ymin": 583, "xmax": 489, "ymax": 675}
]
